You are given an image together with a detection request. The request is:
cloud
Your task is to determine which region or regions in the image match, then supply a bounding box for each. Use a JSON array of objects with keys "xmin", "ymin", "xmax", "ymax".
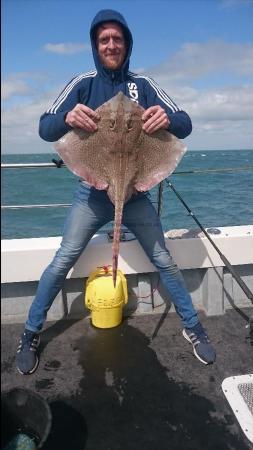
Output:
[
  {"xmin": 143, "ymin": 40, "xmax": 253, "ymax": 145},
  {"xmin": 2, "ymin": 39, "xmax": 253, "ymax": 153},
  {"xmin": 2, "ymin": 97, "xmax": 50, "ymax": 140},
  {"xmin": 181, "ymin": 85, "xmax": 253, "ymax": 121},
  {"xmin": 220, "ymin": 0, "xmax": 253, "ymax": 8},
  {"xmin": 2, "ymin": 83, "xmax": 252, "ymax": 152},
  {"xmin": 2, "ymin": 79, "xmax": 29, "ymax": 100},
  {"xmin": 150, "ymin": 81, "xmax": 253, "ymax": 147},
  {"xmin": 44, "ymin": 42, "xmax": 90, "ymax": 55},
  {"xmin": 1, "ymin": 85, "xmax": 64, "ymax": 153},
  {"xmin": 2, "ymin": 73, "xmax": 50, "ymax": 101},
  {"xmin": 148, "ymin": 41, "xmax": 253, "ymax": 83}
]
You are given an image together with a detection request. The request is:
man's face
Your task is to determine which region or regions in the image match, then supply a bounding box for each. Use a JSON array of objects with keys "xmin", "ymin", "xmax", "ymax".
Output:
[{"xmin": 96, "ymin": 22, "xmax": 126, "ymax": 70}]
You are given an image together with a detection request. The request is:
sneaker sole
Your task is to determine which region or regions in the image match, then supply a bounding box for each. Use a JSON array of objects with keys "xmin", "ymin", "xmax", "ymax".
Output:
[{"xmin": 182, "ymin": 329, "xmax": 209, "ymax": 365}]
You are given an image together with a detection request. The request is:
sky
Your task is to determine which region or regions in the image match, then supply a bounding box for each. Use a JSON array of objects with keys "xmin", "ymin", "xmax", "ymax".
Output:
[{"xmin": 2, "ymin": 0, "xmax": 253, "ymax": 154}]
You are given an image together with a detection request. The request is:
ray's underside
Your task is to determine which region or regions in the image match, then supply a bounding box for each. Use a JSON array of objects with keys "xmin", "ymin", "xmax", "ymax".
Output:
[{"xmin": 55, "ymin": 92, "xmax": 186, "ymax": 285}]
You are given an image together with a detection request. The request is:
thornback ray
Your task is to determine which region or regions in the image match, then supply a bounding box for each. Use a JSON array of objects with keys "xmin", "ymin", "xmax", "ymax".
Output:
[{"xmin": 55, "ymin": 92, "xmax": 187, "ymax": 286}]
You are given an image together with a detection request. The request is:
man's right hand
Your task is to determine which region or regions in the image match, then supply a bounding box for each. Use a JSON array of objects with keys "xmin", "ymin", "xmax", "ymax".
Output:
[{"xmin": 65, "ymin": 104, "xmax": 100, "ymax": 132}]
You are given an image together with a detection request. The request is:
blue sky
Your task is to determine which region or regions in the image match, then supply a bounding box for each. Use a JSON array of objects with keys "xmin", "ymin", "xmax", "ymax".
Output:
[{"xmin": 2, "ymin": 0, "xmax": 253, "ymax": 153}]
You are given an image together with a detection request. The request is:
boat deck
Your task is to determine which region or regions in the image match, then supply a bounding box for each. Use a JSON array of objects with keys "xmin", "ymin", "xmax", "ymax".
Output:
[{"xmin": 1, "ymin": 307, "xmax": 253, "ymax": 450}]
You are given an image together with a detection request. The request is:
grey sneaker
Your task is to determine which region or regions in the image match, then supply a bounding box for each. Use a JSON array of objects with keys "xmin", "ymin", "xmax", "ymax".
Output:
[
  {"xmin": 183, "ymin": 322, "xmax": 216, "ymax": 364},
  {"xmin": 16, "ymin": 329, "xmax": 40, "ymax": 375}
]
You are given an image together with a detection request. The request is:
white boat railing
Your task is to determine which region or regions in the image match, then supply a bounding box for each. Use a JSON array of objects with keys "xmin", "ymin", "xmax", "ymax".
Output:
[{"xmin": 2, "ymin": 161, "xmax": 253, "ymax": 305}]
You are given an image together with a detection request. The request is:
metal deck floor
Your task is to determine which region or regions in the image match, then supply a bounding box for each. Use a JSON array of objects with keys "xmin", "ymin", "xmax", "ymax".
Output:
[{"xmin": 1, "ymin": 308, "xmax": 253, "ymax": 450}]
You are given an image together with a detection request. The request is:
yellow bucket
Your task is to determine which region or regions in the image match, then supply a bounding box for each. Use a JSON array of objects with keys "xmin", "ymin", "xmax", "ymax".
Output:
[{"xmin": 85, "ymin": 266, "xmax": 128, "ymax": 329}]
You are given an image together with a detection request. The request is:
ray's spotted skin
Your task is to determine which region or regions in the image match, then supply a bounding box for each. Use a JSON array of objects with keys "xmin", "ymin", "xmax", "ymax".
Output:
[{"xmin": 55, "ymin": 92, "xmax": 186, "ymax": 285}]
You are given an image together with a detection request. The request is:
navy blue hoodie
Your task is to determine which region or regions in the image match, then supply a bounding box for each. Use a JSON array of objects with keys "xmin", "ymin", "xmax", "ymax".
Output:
[{"xmin": 39, "ymin": 9, "xmax": 192, "ymax": 141}]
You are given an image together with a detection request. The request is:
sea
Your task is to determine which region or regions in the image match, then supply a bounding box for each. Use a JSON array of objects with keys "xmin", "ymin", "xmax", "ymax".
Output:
[{"xmin": 2, "ymin": 150, "xmax": 253, "ymax": 240}]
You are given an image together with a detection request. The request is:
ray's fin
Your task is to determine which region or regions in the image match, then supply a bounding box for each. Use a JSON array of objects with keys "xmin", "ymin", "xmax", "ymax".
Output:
[{"xmin": 135, "ymin": 130, "xmax": 187, "ymax": 191}]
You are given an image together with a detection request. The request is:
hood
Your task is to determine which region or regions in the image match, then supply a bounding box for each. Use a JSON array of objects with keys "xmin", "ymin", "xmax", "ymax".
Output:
[{"xmin": 90, "ymin": 9, "xmax": 133, "ymax": 81}]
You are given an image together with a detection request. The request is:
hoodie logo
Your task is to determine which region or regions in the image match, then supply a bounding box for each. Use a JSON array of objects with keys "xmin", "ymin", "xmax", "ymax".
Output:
[{"xmin": 127, "ymin": 82, "xmax": 139, "ymax": 103}]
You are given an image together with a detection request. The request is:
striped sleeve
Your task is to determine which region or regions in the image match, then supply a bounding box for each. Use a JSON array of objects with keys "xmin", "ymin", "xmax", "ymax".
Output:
[
  {"xmin": 128, "ymin": 72, "xmax": 179, "ymax": 113},
  {"xmin": 46, "ymin": 71, "xmax": 97, "ymax": 114},
  {"xmin": 128, "ymin": 71, "xmax": 192, "ymax": 139}
]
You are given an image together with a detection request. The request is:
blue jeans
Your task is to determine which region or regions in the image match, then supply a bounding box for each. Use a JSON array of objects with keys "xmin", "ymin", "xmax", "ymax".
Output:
[{"xmin": 26, "ymin": 182, "xmax": 198, "ymax": 332}]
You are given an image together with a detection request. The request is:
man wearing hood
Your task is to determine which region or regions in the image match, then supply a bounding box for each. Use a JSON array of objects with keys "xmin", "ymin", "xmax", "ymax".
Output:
[{"xmin": 16, "ymin": 10, "xmax": 216, "ymax": 375}]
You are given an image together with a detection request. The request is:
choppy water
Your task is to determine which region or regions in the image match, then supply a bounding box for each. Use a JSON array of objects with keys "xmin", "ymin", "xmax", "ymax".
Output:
[{"xmin": 2, "ymin": 150, "xmax": 253, "ymax": 239}]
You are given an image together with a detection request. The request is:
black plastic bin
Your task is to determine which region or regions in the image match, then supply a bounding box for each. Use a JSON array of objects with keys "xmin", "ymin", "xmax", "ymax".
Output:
[{"xmin": 1, "ymin": 388, "xmax": 52, "ymax": 449}]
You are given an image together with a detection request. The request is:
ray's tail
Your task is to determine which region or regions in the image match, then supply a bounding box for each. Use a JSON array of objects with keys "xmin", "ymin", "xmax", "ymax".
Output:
[{"xmin": 112, "ymin": 197, "xmax": 124, "ymax": 287}]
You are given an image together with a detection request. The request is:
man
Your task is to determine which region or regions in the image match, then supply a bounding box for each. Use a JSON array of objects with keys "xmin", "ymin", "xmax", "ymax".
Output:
[{"xmin": 16, "ymin": 9, "xmax": 216, "ymax": 375}]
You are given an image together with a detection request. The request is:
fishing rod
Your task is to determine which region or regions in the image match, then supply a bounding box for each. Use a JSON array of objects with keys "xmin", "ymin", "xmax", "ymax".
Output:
[{"xmin": 166, "ymin": 179, "xmax": 253, "ymax": 304}]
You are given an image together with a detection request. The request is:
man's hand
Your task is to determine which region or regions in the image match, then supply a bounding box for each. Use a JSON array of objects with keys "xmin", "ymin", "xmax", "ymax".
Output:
[
  {"xmin": 65, "ymin": 104, "xmax": 100, "ymax": 132},
  {"xmin": 142, "ymin": 105, "xmax": 170, "ymax": 134}
]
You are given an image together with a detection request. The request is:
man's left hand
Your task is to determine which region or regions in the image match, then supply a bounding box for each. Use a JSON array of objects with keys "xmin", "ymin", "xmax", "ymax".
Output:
[{"xmin": 142, "ymin": 105, "xmax": 170, "ymax": 134}]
